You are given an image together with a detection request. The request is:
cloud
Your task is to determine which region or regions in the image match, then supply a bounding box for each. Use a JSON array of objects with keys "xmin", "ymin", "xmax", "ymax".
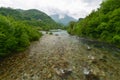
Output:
[{"xmin": 0, "ymin": 0, "xmax": 102, "ymax": 19}]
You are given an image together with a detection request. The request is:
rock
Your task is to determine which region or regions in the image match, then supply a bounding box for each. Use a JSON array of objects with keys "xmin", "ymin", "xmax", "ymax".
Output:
[
  {"xmin": 22, "ymin": 73, "xmax": 29, "ymax": 80},
  {"xmin": 64, "ymin": 68, "xmax": 72, "ymax": 75},
  {"xmin": 55, "ymin": 34, "xmax": 59, "ymax": 36},
  {"xmin": 54, "ymin": 68, "xmax": 72, "ymax": 78},
  {"xmin": 87, "ymin": 46, "xmax": 91, "ymax": 50},
  {"xmin": 54, "ymin": 68, "xmax": 62, "ymax": 76},
  {"xmin": 85, "ymin": 72, "xmax": 100, "ymax": 80},
  {"xmin": 83, "ymin": 67, "xmax": 90, "ymax": 75},
  {"xmin": 88, "ymin": 55, "xmax": 95, "ymax": 60},
  {"xmin": 47, "ymin": 73, "xmax": 52, "ymax": 78},
  {"xmin": 83, "ymin": 67, "xmax": 100, "ymax": 80}
]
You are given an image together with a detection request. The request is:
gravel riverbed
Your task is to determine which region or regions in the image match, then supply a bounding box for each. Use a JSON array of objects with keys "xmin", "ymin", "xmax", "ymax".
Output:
[{"xmin": 0, "ymin": 30, "xmax": 120, "ymax": 80}]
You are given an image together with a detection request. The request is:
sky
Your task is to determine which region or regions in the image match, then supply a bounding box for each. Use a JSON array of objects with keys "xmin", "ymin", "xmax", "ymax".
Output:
[{"xmin": 0, "ymin": 0, "xmax": 103, "ymax": 19}]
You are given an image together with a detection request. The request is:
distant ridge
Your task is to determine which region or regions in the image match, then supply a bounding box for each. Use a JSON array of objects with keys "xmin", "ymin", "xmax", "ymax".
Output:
[
  {"xmin": 0, "ymin": 7, "xmax": 61, "ymax": 30},
  {"xmin": 51, "ymin": 14, "xmax": 77, "ymax": 25}
]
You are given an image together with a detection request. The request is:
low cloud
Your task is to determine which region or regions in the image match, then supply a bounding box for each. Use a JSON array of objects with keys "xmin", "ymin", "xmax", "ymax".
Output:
[{"xmin": 0, "ymin": 0, "xmax": 102, "ymax": 19}]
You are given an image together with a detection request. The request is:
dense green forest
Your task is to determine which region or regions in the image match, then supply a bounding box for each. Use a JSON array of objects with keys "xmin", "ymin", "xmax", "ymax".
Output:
[
  {"xmin": 0, "ymin": 7, "xmax": 62, "ymax": 31},
  {"xmin": 0, "ymin": 15, "xmax": 42, "ymax": 57},
  {"xmin": 68, "ymin": 0, "xmax": 120, "ymax": 48},
  {"xmin": 0, "ymin": 7, "xmax": 62, "ymax": 57}
]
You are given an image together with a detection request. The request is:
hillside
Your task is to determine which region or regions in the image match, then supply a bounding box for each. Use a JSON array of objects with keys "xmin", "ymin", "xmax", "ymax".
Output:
[
  {"xmin": 0, "ymin": 7, "xmax": 65, "ymax": 57},
  {"xmin": 0, "ymin": 14, "xmax": 42, "ymax": 57},
  {"xmin": 0, "ymin": 7, "xmax": 61, "ymax": 30},
  {"xmin": 51, "ymin": 14, "xmax": 77, "ymax": 25},
  {"xmin": 67, "ymin": 0, "xmax": 120, "ymax": 48}
]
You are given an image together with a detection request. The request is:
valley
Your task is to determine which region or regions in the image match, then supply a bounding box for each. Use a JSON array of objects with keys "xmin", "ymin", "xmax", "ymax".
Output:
[{"xmin": 0, "ymin": 30, "xmax": 120, "ymax": 80}]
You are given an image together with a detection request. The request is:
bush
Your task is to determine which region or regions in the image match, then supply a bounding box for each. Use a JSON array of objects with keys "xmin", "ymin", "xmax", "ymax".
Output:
[
  {"xmin": 112, "ymin": 35, "xmax": 120, "ymax": 44},
  {"xmin": 0, "ymin": 15, "xmax": 42, "ymax": 57},
  {"xmin": 67, "ymin": 0, "xmax": 120, "ymax": 48}
]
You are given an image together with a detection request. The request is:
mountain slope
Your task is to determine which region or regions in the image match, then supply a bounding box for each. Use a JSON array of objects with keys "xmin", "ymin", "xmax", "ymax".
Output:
[
  {"xmin": 21, "ymin": 9, "xmax": 56, "ymax": 23},
  {"xmin": 0, "ymin": 7, "xmax": 60, "ymax": 30},
  {"xmin": 67, "ymin": 0, "xmax": 120, "ymax": 48},
  {"xmin": 51, "ymin": 14, "xmax": 77, "ymax": 25}
]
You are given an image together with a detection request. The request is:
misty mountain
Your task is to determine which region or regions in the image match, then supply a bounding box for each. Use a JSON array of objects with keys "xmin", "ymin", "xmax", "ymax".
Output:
[
  {"xmin": 50, "ymin": 14, "xmax": 77, "ymax": 25},
  {"xmin": 0, "ymin": 7, "xmax": 61, "ymax": 30}
]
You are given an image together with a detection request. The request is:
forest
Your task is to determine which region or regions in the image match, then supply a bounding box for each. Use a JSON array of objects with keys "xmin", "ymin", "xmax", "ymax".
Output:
[
  {"xmin": 1, "ymin": 0, "xmax": 120, "ymax": 80},
  {"xmin": 0, "ymin": 15, "xmax": 42, "ymax": 57},
  {"xmin": 68, "ymin": 0, "xmax": 120, "ymax": 48},
  {"xmin": 0, "ymin": 7, "xmax": 62, "ymax": 31},
  {"xmin": 0, "ymin": 7, "xmax": 61, "ymax": 57}
]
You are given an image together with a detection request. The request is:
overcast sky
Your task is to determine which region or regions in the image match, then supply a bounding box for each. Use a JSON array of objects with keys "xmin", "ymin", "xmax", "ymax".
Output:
[{"xmin": 0, "ymin": 0, "xmax": 102, "ymax": 19}]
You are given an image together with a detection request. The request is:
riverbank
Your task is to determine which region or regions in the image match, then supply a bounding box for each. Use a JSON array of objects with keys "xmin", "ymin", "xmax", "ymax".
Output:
[{"xmin": 0, "ymin": 30, "xmax": 120, "ymax": 80}]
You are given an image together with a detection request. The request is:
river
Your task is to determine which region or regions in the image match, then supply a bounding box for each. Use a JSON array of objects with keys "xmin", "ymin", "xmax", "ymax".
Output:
[{"xmin": 0, "ymin": 30, "xmax": 120, "ymax": 80}]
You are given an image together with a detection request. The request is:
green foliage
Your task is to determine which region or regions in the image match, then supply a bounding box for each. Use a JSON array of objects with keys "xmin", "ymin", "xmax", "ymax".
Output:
[
  {"xmin": 0, "ymin": 7, "xmax": 63, "ymax": 57},
  {"xmin": 67, "ymin": 21, "xmax": 76, "ymax": 35},
  {"xmin": 112, "ymin": 35, "xmax": 120, "ymax": 44},
  {"xmin": 68, "ymin": 0, "xmax": 120, "ymax": 48},
  {"xmin": 0, "ymin": 7, "xmax": 62, "ymax": 31},
  {"xmin": 0, "ymin": 15, "xmax": 41, "ymax": 57}
]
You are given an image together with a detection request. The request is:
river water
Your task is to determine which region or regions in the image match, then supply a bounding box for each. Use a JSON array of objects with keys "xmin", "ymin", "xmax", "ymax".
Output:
[{"xmin": 0, "ymin": 30, "xmax": 120, "ymax": 80}]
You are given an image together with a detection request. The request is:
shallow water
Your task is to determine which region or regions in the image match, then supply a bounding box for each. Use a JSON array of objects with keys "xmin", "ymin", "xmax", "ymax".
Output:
[{"xmin": 0, "ymin": 30, "xmax": 120, "ymax": 80}]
